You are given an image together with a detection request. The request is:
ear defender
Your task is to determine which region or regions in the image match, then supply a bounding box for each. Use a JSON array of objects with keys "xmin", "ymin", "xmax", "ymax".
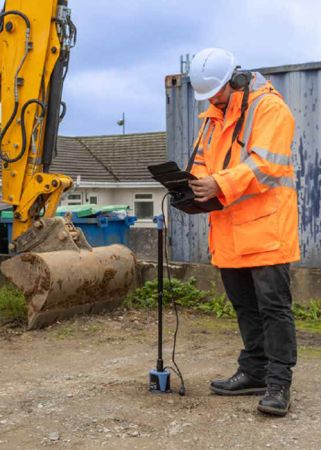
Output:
[{"xmin": 229, "ymin": 67, "xmax": 253, "ymax": 90}]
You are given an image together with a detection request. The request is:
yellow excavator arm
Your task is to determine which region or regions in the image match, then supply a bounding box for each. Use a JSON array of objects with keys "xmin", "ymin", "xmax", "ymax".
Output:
[
  {"xmin": 0, "ymin": 1, "xmax": 137, "ymax": 329},
  {"xmin": 0, "ymin": 0, "xmax": 75, "ymax": 240}
]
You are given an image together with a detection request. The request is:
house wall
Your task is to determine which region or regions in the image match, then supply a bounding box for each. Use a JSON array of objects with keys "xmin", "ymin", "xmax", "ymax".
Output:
[
  {"xmin": 60, "ymin": 186, "xmax": 167, "ymax": 228},
  {"xmin": 110, "ymin": 187, "xmax": 167, "ymax": 228}
]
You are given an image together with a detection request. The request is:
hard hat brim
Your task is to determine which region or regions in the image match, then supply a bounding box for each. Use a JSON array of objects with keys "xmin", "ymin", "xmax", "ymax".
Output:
[{"xmin": 193, "ymin": 84, "xmax": 224, "ymax": 101}]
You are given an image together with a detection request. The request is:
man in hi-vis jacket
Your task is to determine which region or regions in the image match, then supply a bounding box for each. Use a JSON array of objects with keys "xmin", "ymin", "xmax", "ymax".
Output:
[{"xmin": 188, "ymin": 48, "xmax": 300, "ymax": 417}]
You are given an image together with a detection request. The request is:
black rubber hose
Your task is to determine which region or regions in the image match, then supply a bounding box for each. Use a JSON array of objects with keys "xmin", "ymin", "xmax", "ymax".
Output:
[
  {"xmin": 1, "ymin": 99, "xmax": 46, "ymax": 163},
  {"xmin": 0, "ymin": 101, "xmax": 19, "ymax": 161},
  {"xmin": 59, "ymin": 101, "xmax": 67, "ymax": 122},
  {"xmin": 42, "ymin": 51, "xmax": 68, "ymax": 172},
  {"xmin": 0, "ymin": 10, "xmax": 31, "ymax": 29},
  {"xmin": 0, "ymin": 10, "xmax": 31, "ymax": 162}
]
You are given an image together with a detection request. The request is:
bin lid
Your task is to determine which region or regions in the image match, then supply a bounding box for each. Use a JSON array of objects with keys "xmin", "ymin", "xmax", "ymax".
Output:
[
  {"xmin": 1, "ymin": 210, "xmax": 13, "ymax": 219},
  {"xmin": 56, "ymin": 204, "xmax": 96, "ymax": 218},
  {"xmin": 96, "ymin": 205, "xmax": 130, "ymax": 214},
  {"xmin": 0, "ymin": 206, "xmax": 95, "ymax": 220},
  {"xmin": 57, "ymin": 204, "xmax": 130, "ymax": 218},
  {"xmin": 1, "ymin": 204, "xmax": 131, "ymax": 220}
]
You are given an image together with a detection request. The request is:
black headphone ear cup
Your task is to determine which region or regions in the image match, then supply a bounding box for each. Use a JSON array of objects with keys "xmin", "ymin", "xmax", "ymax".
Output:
[
  {"xmin": 230, "ymin": 71, "xmax": 252, "ymax": 90},
  {"xmin": 229, "ymin": 75, "xmax": 238, "ymax": 90}
]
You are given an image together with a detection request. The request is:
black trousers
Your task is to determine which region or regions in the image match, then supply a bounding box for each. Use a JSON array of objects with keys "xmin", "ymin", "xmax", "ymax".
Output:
[{"xmin": 220, "ymin": 264, "xmax": 297, "ymax": 386}]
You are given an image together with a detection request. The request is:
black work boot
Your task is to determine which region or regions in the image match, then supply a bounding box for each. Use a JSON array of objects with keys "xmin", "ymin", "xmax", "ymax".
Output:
[
  {"xmin": 210, "ymin": 370, "xmax": 266, "ymax": 395},
  {"xmin": 257, "ymin": 384, "xmax": 291, "ymax": 416}
]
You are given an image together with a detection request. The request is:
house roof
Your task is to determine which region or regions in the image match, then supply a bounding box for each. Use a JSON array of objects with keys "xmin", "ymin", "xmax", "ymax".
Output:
[
  {"xmin": 51, "ymin": 136, "xmax": 112, "ymax": 182},
  {"xmin": 51, "ymin": 131, "xmax": 167, "ymax": 183}
]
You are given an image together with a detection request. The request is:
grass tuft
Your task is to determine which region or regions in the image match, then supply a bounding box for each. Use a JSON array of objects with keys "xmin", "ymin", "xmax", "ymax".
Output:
[
  {"xmin": 125, "ymin": 278, "xmax": 321, "ymax": 323},
  {"xmin": 125, "ymin": 277, "xmax": 236, "ymax": 318},
  {"xmin": 0, "ymin": 284, "xmax": 27, "ymax": 323}
]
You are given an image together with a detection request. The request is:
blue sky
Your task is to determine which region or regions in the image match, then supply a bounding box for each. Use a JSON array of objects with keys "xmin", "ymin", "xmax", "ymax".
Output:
[{"xmin": 6, "ymin": 0, "xmax": 321, "ymax": 136}]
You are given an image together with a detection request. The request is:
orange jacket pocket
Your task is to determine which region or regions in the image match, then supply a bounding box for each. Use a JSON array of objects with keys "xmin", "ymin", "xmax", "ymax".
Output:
[{"xmin": 231, "ymin": 199, "xmax": 280, "ymax": 255}]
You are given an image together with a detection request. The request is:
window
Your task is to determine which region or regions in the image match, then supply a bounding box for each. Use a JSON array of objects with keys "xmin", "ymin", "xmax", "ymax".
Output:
[
  {"xmin": 135, "ymin": 194, "xmax": 153, "ymax": 200},
  {"xmin": 89, "ymin": 196, "xmax": 98, "ymax": 205},
  {"xmin": 67, "ymin": 193, "xmax": 82, "ymax": 206},
  {"xmin": 134, "ymin": 193, "xmax": 154, "ymax": 220}
]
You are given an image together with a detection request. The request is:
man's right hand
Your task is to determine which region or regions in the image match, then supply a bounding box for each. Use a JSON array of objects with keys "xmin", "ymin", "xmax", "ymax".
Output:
[{"xmin": 188, "ymin": 175, "xmax": 221, "ymax": 202}]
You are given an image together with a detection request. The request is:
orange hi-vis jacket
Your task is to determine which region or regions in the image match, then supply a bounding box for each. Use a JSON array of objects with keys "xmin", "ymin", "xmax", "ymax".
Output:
[{"xmin": 191, "ymin": 72, "xmax": 300, "ymax": 268}]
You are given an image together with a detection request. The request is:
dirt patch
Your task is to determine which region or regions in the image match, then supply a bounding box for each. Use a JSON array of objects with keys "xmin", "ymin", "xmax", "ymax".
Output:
[
  {"xmin": 0, "ymin": 310, "xmax": 320, "ymax": 449},
  {"xmin": 297, "ymin": 329, "xmax": 321, "ymax": 347}
]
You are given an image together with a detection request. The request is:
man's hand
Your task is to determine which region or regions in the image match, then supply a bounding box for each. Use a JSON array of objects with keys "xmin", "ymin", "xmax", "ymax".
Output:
[{"xmin": 188, "ymin": 176, "xmax": 221, "ymax": 202}]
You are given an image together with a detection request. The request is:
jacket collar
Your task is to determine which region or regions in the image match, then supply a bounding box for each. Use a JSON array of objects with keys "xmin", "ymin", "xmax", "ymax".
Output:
[{"xmin": 199, "ymin": 73, "xmax": 283, "ymax": 124}]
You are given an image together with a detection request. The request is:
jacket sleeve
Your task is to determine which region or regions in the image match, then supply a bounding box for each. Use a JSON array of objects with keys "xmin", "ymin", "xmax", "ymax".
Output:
[
  {"xmin": 190, "ymin": 120, "xmax": 210, "ymax": 179},
  {"xmin": 213, "ymin": 97, "xmax": 295, "ymax": 206}
]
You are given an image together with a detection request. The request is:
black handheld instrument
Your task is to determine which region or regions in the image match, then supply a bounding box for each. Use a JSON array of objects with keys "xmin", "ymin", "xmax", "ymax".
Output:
[{"xmin": 148, "ymin": 161, "xmax": 222, "ymax": 214}]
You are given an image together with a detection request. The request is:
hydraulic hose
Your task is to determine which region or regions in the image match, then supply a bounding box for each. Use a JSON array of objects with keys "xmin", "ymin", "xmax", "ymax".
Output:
[
  {"xmin": 42, "ymin": 52, "xmax": 68, "ymax": 172},
  {"xmin": 1, "ymin": 99, "xmax": 46, "ymax": 164},
  {"xmin": 0, "ymin": 10, "xmax": 31, "ymax": 163},
  {"xmin": 0, "ymin": 10, "xmax": 30, "ymax": 31}
]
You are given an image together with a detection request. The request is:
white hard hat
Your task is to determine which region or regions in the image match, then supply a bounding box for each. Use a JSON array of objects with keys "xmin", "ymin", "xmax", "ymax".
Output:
[{"xmin": 189, "ymin": 48, "xmax": 237, "ymax": 101}]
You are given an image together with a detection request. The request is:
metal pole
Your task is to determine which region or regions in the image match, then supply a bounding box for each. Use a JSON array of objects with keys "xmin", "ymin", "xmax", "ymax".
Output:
[
  {"xmin": 122, "ymin": 112, "xmax": 125, "ymax": 135},
  {"xmin": 156, "ymin": 214, "xmax": 164, "ymax": 372}
]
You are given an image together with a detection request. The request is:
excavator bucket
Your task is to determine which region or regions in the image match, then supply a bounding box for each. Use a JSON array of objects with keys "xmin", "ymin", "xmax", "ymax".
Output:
[
  {"xmin": 1, "ymin": 244, "xmax": 137, "ymax": 329},
  {"xmin": 1, "ymin": 217, "xmax": 137, "ymax": 329}
]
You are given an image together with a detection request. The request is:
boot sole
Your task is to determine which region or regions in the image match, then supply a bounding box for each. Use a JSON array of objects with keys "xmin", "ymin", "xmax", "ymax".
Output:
[
  {"xmin": 257, "ymin": 403, "xmax": 290, "ymax": 417},
  {"xmin": 210, "ymin": 386, "xmax": 266, "ymax": 396}
]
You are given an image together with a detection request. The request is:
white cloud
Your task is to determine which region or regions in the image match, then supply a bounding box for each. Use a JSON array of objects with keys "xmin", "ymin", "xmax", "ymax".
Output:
[
  {"xmin": 240, "ymin": 0, "xmax": 321, "ymax": 60},
  {"xmin": 61, "ymin": 63, "xmax": 166, "ymax": 135},
  {"xmin": 60, "ymin": 0, "xmax": 321, "ymax": 135}
]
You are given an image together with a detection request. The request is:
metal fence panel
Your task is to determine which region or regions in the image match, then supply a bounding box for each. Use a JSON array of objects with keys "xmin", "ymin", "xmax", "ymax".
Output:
[
  {"xmin": 165, "ymin": 63, "xmax": 321, "ymax": 267},
  {"xmin": 165, "ymin": 75, "xmax": 209, "ymax": 263}
]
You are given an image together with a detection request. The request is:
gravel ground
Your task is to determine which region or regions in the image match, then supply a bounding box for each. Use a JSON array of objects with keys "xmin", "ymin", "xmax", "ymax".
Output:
[{"xmin": 0, "ymin": 309, "xmax": 320, "ymax": 450}]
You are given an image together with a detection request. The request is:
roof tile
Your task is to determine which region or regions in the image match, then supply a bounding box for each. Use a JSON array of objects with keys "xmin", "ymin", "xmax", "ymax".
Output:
[{"xmin": 51, "ymin": 132, "xmax": 167, "ymax": 182}]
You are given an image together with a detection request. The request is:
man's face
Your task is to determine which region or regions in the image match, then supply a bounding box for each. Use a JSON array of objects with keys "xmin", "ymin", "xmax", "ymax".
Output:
[{"xmin": 208, "ymin": 82, "xmax": 233, "ymax": 110}]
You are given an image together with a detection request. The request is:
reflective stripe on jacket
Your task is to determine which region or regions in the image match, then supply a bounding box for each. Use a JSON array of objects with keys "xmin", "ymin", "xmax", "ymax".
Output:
[{"xmin": 191, "ymin": 72, "xmax": 300, "ymax": 268}]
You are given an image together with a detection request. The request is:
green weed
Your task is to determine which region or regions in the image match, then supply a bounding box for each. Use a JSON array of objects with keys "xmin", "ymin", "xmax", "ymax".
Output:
[
  {"xmin": 0, "ymin": 284, "xmax": 27, "ymax": 323},
  {"xmin": 293, "ymin": 299, "xmax": 321, "ymax": 321},
  {"xmin": 126, "ymin": 278, "xmax": 321, "ymax": 323},
  {"xmin": 125, "ymin": 277, "xmax": 236, "ymax": 318},
  {"xmin": 197, "ymin": 293, "xmax": 236, "ymax": 318},
  {"xmin": 54, "ymin": 324, "xmax": 75, "ymax": 339},
  {"xmin": 298, "ymin": 346, "xmax": 321, "ymax": 358},
  {"xmin": 296, "ymin": 320, "xmax": 321, "ymax": 333}
]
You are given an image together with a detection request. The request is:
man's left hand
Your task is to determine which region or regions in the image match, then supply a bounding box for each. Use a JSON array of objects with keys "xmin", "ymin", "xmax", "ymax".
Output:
[{"xmin": 189, "ymin": 176, "xmax": 222, "ymax": 202}]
